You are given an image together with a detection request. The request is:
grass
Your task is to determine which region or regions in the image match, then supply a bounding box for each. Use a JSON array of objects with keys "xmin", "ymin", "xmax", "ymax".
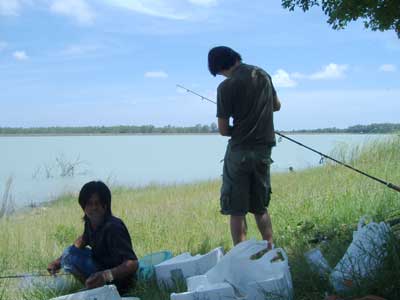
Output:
[
  {"xmin": 0, "ymin": 176, "xmax": 14, "ymax": 218},
  {"xmin": 0, "ymin": 135, "xmax": 399, "ymax": 299}
]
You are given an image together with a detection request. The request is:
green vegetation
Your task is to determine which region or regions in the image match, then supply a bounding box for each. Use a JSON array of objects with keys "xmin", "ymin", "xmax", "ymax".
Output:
[
  {"xmin": 0, "ymin": 136, "xmax": 399, "ymax": 299},
  {"xmin": 0, "ymin": 123, "xmax": 219, "ymax": 135},
  {"xmin": 1, "ymin": 122, "xmax": 400, "ymax": 135},
  {"xmin": 288, "ymin": 123, "xmax": 400, "ymax": 134},
  {"xmin": 282, "ymin": 0, "xmax": 400, "ymax": 38}
]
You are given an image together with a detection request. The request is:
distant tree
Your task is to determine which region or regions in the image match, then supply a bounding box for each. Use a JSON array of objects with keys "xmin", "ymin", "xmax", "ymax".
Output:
[
  {"xmin": 281, "ymin": 0, "xmax": 400, "ymax": 38},
  {"xmin": 195, "ymin": 124, "xmax": 203, "ymax": 133},
  {"xmin": 201, "ymin": 125, "xmax": 211, "ymax": 133},
  {"xmin": 210, "ymin": 122, "xmax": 218, "ymax": 133}
]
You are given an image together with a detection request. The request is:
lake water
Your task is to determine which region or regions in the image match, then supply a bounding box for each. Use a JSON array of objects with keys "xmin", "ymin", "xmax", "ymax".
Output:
[{"xmin": 0, "ymin": 134, "xmax": 389, "ymax": 206}]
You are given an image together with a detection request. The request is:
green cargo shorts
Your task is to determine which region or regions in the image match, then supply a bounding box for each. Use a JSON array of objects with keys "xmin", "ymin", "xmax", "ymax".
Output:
[{"xmin": 220, "ymin": 143, "xmax": 273, "ymax": 216}]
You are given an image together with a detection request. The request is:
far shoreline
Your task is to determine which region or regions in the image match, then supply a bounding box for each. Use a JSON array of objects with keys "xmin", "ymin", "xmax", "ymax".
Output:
[{"xmin": 0, "ymin": 132, "xmax": 393, "ymax": 137}]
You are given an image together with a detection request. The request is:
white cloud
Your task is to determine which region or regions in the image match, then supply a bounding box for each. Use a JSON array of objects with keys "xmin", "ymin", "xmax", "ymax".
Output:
[
  {"xmin": 290, "ymin": 72, "xmax": 306, "ymax": 79},
  {"xmin": 309, "ymin": 63, "xmax": 348, "ymax": 80},
  {"xmin": 50, "ymin": 0, "xmax": 95, "ymax": 25},
  {"xmin": 271, "ymin": 63, "xmax": 349, "ymax": 88},
  {"xmin": 0, "ymin": 0, "xmax": 21, "ymax": 15},
  {"xmin": 13, "ymin": 50, "xmax": 28, "ymax": 60},
  {"xmin": 104, "ymin": 0, "xmax": 188, "ymax": 20},
  {"xmin": 379, "ymin": 64, "xmax": 397, "ymax": 72},
  {"xmin": 272, "ymin": 69, "xmax": 297, "ymax": 88},
  {"xmin": 144, "ymin": 71, "xmax": 169, "ymax": 78}
]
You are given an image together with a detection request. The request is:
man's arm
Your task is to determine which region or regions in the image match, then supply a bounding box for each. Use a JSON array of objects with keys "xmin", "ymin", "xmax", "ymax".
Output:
[
  {"xmin": 73, "ymin": 235, "xmax": 87, "ymax": 249},
  {"xmin": 218, "ymin": 118, "xmax": 233, "ymax": 136},
  {"xmin": 273, "ymin": 96, "xmax": 281, "ymax": 112},
  {"xmin": 109, "ymin": 259, "xmax": 138, "ymax": 281},
  {"xmin": 85, "ymin": 259, "xmax": 138, "ymax": 289},
  {"xmin": 86, "ymin": 223, "xmax": 138, "ymax": 289}
]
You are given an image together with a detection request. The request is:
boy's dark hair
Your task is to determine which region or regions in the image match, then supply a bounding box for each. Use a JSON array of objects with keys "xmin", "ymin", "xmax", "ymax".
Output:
[
  {"xmin": 208, "ymin": 46, "xmax": 242, "ymax": 76},
  {"xmin": 79, "ymin": 181, "xmax": 112, "ymax": 217}
]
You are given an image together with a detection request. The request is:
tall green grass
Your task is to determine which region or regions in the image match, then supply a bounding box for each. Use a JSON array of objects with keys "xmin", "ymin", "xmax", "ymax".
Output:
[
  {"xmin": 0, "ymin": 258, "xmax": 6, "ymax": 300},
  {"xmin": 0, "ymin": 135, "xmax": 399, "ymax": 299}
]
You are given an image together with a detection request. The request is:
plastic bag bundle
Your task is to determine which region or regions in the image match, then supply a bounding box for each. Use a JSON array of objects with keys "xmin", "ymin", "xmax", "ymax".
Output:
[
  {"xmin": 330, "ymin": 217, "xmax": 390, "ymax": 292},
  {"xmin": 155, "ymin": 247, "xmax": 223, "ymax": 288},
  {"xmin": 171, "ymin": 239, "xmax": 293, "ymax": 300}
]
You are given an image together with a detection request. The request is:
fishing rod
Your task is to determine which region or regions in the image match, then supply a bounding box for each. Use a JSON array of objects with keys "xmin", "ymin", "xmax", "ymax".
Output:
[
  {"xmin": 0, "ymin": 272, "xmax": 72, "ymax": 280},
  {"xmin": 177, "ymin": 84, "xmax": 400, "ymax": 193}
]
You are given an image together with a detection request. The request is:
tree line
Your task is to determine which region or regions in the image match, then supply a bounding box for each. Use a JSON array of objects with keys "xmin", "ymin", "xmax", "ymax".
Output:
[
  {"xmin": 0, "ymin": 123, "xmax": 399, "ymax": 135},
  {"xmin": 0, "ymin": 123, "xmax": 219, "ymax": 135},
  {"xmin": 288, "ymin": 123, "xmax": 400, "ymax": 134}
]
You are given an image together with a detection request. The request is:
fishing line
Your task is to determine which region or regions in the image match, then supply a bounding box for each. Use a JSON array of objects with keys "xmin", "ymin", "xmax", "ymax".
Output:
[
  {"xmin": 0, "ymin": 272, "xmax": 72, "ymax": 280},
  {"xmin": 177, "ymin": 84, "xmax": 400, "ymax": 193}
]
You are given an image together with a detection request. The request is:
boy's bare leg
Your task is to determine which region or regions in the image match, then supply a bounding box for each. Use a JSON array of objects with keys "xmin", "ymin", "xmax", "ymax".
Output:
[
  {"xmin": 230, "ymin": 215, "xmax": 247, "ymax": 245},
  {"xmin": 254, "ymin": 210, "xmax": 273, "ymax": 248}
]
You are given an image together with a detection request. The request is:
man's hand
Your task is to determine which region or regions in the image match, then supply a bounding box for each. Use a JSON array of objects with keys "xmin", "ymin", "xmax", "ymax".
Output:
[
  {"xmin": 218, "ymin": 118, "xmax": 232, "ymax": 136},
  {"xmin": 47, "ymin": 259, "xmax": 61, "ymax": 275},
  {"xmin": 85, "ymin": 271, "xmax": 106, "ymax": 289}
]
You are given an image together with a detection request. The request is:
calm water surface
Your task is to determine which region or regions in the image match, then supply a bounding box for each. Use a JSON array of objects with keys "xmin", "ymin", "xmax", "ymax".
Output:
[{"xmin": 0, "ymin": 134, "xmax": 389, "ymax": 206}]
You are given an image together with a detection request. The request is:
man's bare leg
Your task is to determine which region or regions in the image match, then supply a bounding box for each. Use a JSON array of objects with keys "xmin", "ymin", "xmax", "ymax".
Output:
[
  {"xmin": 230, "ymin": 215, "xmax": 247, "ymax": 245},
  {"xmin": 254, "ymin": 210, "xmax": 273, "ymax": 248}
]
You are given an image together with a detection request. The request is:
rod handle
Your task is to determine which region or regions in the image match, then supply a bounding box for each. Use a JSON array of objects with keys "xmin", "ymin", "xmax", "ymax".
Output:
[{"xmin": 388, "ymin": 183, "xmax": 400, "ymax": 193}]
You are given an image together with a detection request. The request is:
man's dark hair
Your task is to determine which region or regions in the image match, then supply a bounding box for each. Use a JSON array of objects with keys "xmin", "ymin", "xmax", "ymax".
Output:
[
  {"xmin": 208, "ymin": 46, "xmax": 242, "ymax": 76},
  {"xmin": 79, "ymin": 181, "xmax": 112, "ymax": 217}
]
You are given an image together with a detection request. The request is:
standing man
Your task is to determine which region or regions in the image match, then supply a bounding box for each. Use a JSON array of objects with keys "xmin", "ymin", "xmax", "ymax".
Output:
[{"xmin": 208, "ymin": 46, "xmax": 281, "ymax": 246}]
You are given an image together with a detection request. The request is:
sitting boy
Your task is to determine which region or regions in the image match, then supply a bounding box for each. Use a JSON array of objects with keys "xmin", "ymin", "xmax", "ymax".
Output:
[{"xmin": 47, "ymin": 181, "xmax": 138, "ymax": 294}]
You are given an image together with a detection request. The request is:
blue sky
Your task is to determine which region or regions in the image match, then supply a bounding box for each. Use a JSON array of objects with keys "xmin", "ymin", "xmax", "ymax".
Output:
[{"xmin": 0, "ymin": 0, "xmax": 399, "ymax": 130}]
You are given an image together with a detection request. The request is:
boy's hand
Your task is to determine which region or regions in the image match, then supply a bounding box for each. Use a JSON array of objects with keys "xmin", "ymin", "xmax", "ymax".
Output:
[
  {"xmin": 85, "ymin": 271, "xmax": 106, "ymax": 289},
  {"xmin": 47, "ymin": 259, "xmax": 61, "ymax": 275}
]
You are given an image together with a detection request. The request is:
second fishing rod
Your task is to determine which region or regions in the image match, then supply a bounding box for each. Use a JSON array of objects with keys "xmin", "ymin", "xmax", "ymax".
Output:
[{"xmin": 177, "ymin": 84, "xmax": 400, "ymax": 194}]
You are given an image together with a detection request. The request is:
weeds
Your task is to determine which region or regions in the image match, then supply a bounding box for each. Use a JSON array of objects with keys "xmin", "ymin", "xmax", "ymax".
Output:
[
  {"xmin": 0, "ymin": 176, "xmax": 15, "ymax": 219},
  {"xmin": 32, "ymin": 154, "xmax": 88, "ymax": 179}
]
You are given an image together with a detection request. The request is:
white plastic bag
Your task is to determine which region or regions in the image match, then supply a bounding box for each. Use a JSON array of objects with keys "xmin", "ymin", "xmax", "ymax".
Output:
[
  {"xmin": 173, "ymin": 239, "xmax": 293, "ymax": 300},
  {"xmin": 171, "ymin": 282, "xmax": 236, "ymax": 300},
  {"xmin": 155, "ymin": 247, "xmax": 223, "ymax": 288},
  {"xmin": 49, "ymin": 284, "xmax": 121, "ymax": 300},
  {"xmin": 304, "ymin": 248, "xmax": 332, "ymax": 277},
  {"xmin": 206, "ymin": 239, "xmax": 271, "ymax": 286},
  {"xmin": 330, "ymin": 217, "xmax": 390, "ymax": 292}
]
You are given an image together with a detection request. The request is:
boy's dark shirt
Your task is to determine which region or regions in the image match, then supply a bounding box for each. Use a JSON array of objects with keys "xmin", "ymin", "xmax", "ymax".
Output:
[
  {"xmin": 82, "ymin": 215, "xmax": 137, "ymax": 269},
  {"xmin": 82, "ymin": 215, "xmax": 137, "ymax": 292},
  {"xmin": 217, "ymin": 63, "xmax": 277, "ymax": 149}
]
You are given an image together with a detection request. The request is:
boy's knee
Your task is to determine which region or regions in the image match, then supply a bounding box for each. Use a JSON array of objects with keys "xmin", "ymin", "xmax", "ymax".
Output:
[
  {"xmin": 62, "ymin": 245, "xmax": 76, "ymax": 256},
  {"xmin": 61, "ymin": 245, "xmax": 82, "ymax": 273}
]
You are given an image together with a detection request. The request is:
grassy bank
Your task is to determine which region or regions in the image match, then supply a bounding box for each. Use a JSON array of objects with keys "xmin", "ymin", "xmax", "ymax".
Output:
[{"xmin": 0, "ymin": 136, "xmax": 399, "ymax": 299}]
